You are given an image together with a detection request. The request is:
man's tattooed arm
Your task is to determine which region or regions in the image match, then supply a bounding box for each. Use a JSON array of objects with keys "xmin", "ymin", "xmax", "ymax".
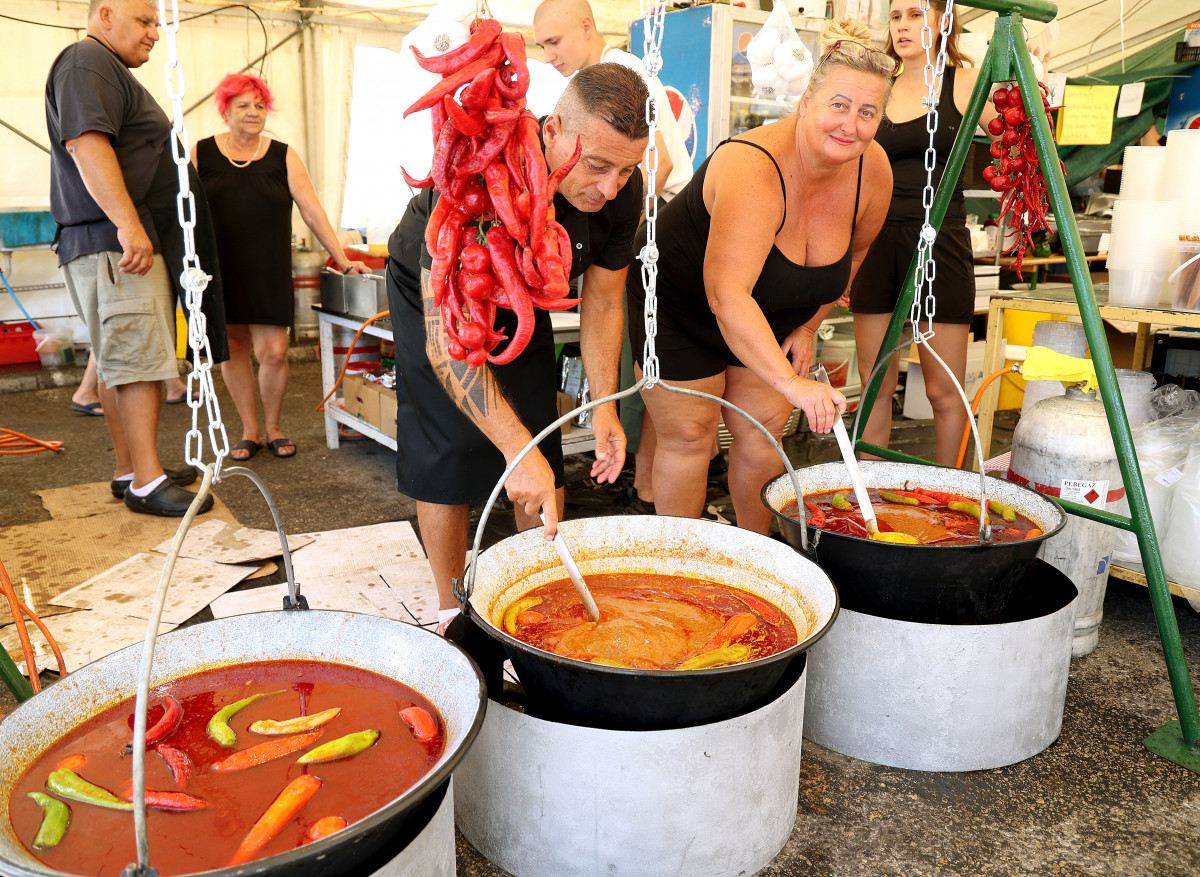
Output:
[{"xmin": 421, "ymin": 268, "xmax": 534, "ymax": 459}]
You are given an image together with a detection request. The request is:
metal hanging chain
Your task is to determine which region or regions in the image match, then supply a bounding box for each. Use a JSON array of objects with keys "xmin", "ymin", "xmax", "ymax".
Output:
[
  {"xmin": 638, "ymin": 0, "xmax": 666, "ymax": 387},
  {"xmin": 911, "ymin": 0, "xmax": 955, "ymax": 343},
  {"xmin": 158, "ymin": 0, "xmax": 230, "ymax": 475}
]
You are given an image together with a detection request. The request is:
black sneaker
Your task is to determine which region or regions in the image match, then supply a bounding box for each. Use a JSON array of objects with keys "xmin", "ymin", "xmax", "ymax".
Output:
[
  {"xmin": 123, "ymin": 480, "xmax": 214, "ymax": 517},
  {"xmin": 110, "ymin": 464, "xmax": 198, "ymax": 499}
]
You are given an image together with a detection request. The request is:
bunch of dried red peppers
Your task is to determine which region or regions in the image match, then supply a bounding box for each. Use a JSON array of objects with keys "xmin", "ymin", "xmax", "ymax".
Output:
[
  {"xmin": 403, "ymin": 19, "xmax": 582, "ymax": 367},
  {"xmin": 982, "ymin": 83, "xmax": 1063, "ymax": 279}
]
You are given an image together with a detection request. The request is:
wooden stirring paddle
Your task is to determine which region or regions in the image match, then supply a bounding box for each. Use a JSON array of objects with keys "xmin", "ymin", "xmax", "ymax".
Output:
[
  {"xmin": 540, "ymin": 514, "xmax": 601, "ymax": 621},
  {"xmin": 811, "ymin": 365, "xmax": 918, "ymax": 544}
]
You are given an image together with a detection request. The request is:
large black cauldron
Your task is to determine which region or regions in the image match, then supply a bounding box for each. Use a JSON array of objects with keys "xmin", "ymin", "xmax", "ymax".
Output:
[
  {"xmin": 762, "ymin": 461, "xmax": 1065, "ymax": 624},
  {"xmin": 462, "ymin": 515, "xmax": 839, "ymax": 731},
  {"xmin": 0, "ymin": 611, "xmax": 485, "ymax": 877}
]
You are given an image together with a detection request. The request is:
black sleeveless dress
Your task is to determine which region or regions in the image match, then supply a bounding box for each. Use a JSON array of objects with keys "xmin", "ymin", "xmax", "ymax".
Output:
[
  {"xmin": 196, "ymin": 136, "xmax": 295, "ymax": 327},
  {"xmin": 627, "ymin": 138, "xmax": 861, "ymax": 381},
  {"xmin": 849, "ymin": 66, "xmax": 976, "ymax": 324}
]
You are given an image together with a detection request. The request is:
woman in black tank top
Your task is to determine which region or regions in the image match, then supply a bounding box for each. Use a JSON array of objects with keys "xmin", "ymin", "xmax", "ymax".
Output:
[
  {"xmin": 848, "ymin": 0, "xmax": 1003, "ymax": 467},
  {"xmin": 627, "ymin": 20, "xmax": 895, "ymax": 534}
]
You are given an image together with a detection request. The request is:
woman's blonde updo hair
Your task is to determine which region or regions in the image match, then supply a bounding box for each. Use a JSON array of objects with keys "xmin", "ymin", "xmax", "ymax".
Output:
[{"xmin": 808, "ymin": 17, "xmax": 895, "ymax": 100}]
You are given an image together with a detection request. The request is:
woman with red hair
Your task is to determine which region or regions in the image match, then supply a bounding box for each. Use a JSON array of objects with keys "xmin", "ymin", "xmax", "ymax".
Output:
[{"xmin": 193, "ymin": 73, "xmax": 367, "ymax": 460}]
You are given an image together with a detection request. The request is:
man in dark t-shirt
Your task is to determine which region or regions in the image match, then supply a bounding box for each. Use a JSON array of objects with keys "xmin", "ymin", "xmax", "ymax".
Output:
[
  {"xmin": 385, "ymin": 63, "xmax": 649, "ymax": 629},
  {"xmin": 45, "ymin": 0, "xmax": 210, "ymax": 517}
]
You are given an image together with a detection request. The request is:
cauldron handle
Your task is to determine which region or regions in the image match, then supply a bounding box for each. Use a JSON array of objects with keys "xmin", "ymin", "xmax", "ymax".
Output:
[
  {"xmin": 851, "ymin": 337, "xmax": 993, "ymax": 544},
  {"xmin": 125, "ymin": 463, "xmax": 304, "ymax": 873},
  {"xmin": 458, "ymin": 378, "xmax": 814, "ymax": 607}
]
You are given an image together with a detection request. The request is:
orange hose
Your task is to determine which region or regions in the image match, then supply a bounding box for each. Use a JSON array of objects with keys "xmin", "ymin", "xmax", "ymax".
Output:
[
  {"xmin": 315, "ymin": 309, "xmax": 389, "ymax": 412},
  {"xmin": 0, "ymin": 429, "xmax": 64, "ymax": 454},
  {"xmin": 0, "ymin": 555, "xmax": 69, "ymax": 691},
  {"xmin": 955, "ymin": 365, "xmax": 1022, "ymax": 469}
]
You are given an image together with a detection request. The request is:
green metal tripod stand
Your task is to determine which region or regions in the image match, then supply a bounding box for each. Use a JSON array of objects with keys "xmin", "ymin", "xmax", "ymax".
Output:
[{"xmin": 854, "ymin": 0, "xmax": 1200, "ymax": 771}]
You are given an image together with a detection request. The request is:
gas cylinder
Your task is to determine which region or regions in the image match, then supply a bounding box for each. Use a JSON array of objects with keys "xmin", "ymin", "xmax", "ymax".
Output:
[
  {"xmin": 291, "ymin": 248, "xmax": 327, "ymax": 341},
  {"xmin": 1007, "ymin": 386, "xmax": 1121, "ymax": 657}
]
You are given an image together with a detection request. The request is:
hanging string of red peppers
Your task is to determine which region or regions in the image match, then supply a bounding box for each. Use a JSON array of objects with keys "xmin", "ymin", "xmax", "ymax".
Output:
[
  {"xmin": 982, "ymin": 83, "xmax": 1064, "ymax": 280},
  {"xmin": 403, "ymin": 19, "xmax": 582, "ymax": 367}
]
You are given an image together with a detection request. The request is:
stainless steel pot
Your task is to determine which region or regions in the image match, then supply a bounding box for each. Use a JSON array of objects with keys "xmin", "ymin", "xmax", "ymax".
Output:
[
  {"xmin": 762, "ymin": 461, "xmax": 1067, "ymax": 624},
  {"xmin": 462, "ymin": 515, "xmax": 839, "ymax": 730},
  {"xmin": 0, "ymin": 611, "xmax": 486, "ymax": 877}
]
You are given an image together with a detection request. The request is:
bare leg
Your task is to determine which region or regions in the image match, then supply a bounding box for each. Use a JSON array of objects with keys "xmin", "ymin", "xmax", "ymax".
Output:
[
  {"xmin": 97, "ymin": 379, "xmax": 132, "ymax": 477},
  {"xmin": 417, "ymin": 501, "xmax": 471, "ymax": 611},
  {"xmin": 918, "ymin": 322, "xmax": 970, "ymax": 467},
  {"xmin": 633, "ymin": 410, "xmax": 656, "ymax": 503},
  {"xmin": 853, "ymin": 312, "xmax": 901, "ymax": 459},
  {"xmin": 114, "ymin": 380, "xmax": 166, "ymax": 488},
  {"xmin": 72, "ymin": 351, "xmax": 102, "ymax": 410},
  {"xmin": 723, "ymin": 366, "xmax": 794, "ymax": 534},
  {"xmin": 252, "ymin": 324, "xmax": 292, "ymax": 451},
  {"xmin": 639, "ymin": 365, "xmax": 725, "ymax": 519},
  {"xmin": 221, "ymin": 324, "xmax": 260, "ymax": 457},
  {"xmin": 165, "ymin": 370, "xmax": 187, "ymax": 402}
]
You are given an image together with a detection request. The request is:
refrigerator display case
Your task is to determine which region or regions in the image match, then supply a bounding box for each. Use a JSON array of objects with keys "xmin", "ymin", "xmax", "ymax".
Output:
[{"xmin": 630, "ymin": 5, "xmax": 825, "ymax": 171}]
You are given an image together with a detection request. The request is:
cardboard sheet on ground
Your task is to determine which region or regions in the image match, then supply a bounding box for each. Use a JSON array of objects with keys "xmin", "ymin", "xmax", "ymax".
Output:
[
  {"xmin": 0, "ymin": 496, "xmax": 237, "ymax": 627},
  {"xmin": 2, "ymin": 610, "xmax": 178, "ymax": 674},
  {"xmin": 35, "ymin": 481, "xmax": 237, "ymax": 523},
  {"xmin": 151, "ymin": 519, "xmax": 314, "ymax": 565},
  {"xmin": 209, "ymin": 578, "xmax": 393, "ymax": 620},
  {"xmin": 289, "ymin": 521, "xmax": 428, "ymax": 577},
  {"xmin": 50, "ymin": 552, "xmax": 265, "ymax": 625},
  {"xmin": 274, "ymin": 522, "xmax": 438, "ymax": 625}
]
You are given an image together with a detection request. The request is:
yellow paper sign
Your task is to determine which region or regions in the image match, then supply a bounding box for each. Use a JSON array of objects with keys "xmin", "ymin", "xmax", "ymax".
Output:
[{"xmin": 1055, "ymin": 85, "xmax": 1121, "ymax": 145}]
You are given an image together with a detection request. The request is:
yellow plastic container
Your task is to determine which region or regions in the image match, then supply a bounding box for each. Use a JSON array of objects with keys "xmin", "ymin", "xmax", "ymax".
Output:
[
  {"xmin": 175, "ymin": 308, "xmax": 187, "ymax": 360},
  {"xmin": 996, "ymin": 310, "xmax": 1068, "ymax": 410}
]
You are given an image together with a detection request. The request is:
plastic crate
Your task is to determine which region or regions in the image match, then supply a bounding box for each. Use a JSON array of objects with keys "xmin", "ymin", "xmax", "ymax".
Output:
[
  {"xmin": 1175, "ymin": 42, "xmax": 1200, "ymax": 63},
  {"xmin": 0, "ymin": 321, "xmax": 38, "ymax": 366}
]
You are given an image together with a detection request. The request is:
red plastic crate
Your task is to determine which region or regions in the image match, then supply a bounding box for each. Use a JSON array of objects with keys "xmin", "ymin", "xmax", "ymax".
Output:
[{"xmin": 0, "ymin": 321, "xmax": 38, "ymax": 366}]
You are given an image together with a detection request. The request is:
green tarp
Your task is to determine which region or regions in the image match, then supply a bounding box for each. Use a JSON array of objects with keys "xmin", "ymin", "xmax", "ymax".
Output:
[{"xmin": 1059, "ymin": 36, "xmax": 1196, "ymax": 187}]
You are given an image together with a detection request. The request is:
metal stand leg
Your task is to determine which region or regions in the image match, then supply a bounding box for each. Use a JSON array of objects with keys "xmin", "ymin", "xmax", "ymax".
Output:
[{"xmin": 853, "ymin": 0, "xmax": 1200, "ymax": 768}]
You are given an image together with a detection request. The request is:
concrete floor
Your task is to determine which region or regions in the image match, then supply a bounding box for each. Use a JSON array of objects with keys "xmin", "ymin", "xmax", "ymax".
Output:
[{"xmin": 3, "ymin": 355, "xmax": 1200, "ymax": 876}]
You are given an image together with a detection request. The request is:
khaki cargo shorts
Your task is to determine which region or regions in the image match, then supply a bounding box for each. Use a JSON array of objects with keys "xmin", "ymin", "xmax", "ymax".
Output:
[{"xmin": 63, "ymin": 252, "xmax": 178, "ymax": 388}]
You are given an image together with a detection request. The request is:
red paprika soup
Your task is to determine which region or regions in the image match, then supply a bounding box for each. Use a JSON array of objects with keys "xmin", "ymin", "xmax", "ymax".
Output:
[
  {"xmin": 502, "ymin": 574, "xmax": 800, "ymax": 670},
  {"xmin": 9, "ymin": 660, "xmax": 444, "ymax": 876}
]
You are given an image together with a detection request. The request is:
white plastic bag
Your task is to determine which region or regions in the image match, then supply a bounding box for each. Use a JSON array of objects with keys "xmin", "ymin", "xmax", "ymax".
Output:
[{"xmin": 746, "ymin": 4, "xmax": 813, "ymax": 100}]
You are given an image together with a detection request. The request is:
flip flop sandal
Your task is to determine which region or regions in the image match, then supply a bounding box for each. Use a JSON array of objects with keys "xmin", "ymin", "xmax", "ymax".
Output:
[
  {"xmin": 70, "ymin": 402, "xmax": 104, "ymax": 416},
  {"xmin": 166, "ymin": 390, "xmax": 201, "ymax": 404},
  {"xmin": 267, "ymin": 438, "xmax": 296, "ymax": 458},
  {"xmin": 230, "ymin": 439, "xmax": 262, "ymax": 460}
]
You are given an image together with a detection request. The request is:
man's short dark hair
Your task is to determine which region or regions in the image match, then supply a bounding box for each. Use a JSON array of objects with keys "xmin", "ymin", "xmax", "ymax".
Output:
[{"xmin": 557, "ymin": 62, "xmax": 650, "ymax": 142}]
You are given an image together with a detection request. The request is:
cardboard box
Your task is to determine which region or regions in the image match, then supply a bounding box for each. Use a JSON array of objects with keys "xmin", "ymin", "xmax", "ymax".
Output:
[
  {"xmin": 357, "ymin": 379, "xmax": 382, "ymax": 429},
  {"xmin": 341, "ymin": 372, "xmax": 363, "ymax": 416},
  {"xmin": 557, "ymin": 391, "xmax": 576, "ymax": 434},
  {"xmin": 378, "ymin": 386, "xmax": 398, "ymax": 439}
]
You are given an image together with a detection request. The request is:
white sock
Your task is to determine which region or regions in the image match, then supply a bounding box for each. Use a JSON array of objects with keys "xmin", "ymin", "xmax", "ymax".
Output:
[
  {"xmin": 438, "ymin": 607, "xmax": 461, "ymax": 624},
  {"xmin": 113, "ymin": 472, "xmax": 134, "ymax": 483},
  {"xmin": 128, "ymin": 474, "xmax": 168, "ymax": 497}
]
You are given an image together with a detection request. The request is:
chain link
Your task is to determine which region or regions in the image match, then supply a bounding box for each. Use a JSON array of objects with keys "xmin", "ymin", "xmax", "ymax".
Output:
[
  {"xmin": 637, "ymin": 0, "xmax": 666, "ymax": 386},
  {"xmin": 910, "ymin": 0, "xmax": 955, "ymax": 343},
  {"xmin": 157, "ymin": 0, "xmax": 229, "ymax": 473}
]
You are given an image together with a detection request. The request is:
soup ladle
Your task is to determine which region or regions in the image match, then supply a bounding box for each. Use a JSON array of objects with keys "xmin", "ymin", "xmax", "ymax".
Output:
[
  {"xmin": 540, "ymin": 513, "xmax": 601, "ymax": 622},
  {"xmin": 812, "ymin": 365, "xmax": 917, "ymax": 545}
]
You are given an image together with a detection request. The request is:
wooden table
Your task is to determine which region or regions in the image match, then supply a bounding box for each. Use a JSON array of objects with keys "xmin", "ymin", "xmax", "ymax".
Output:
[
  {"xmin": 973, "ymin": 252, "xmax": 1109, "ymax": 290},
  {"xmin": 316, "ymin": 307, "xmax": 592, "ymax": 453}
]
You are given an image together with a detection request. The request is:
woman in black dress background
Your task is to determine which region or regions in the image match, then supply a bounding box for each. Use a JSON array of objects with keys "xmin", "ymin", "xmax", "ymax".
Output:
[{"xmin": 194, "ymin": 73, "xmax": 367, "ymax": 459}]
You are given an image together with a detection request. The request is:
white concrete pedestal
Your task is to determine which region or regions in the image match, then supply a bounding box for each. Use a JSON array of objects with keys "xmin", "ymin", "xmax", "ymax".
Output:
[
  {"xmin": 455, "ymin": 668, "xmax": 808, "ymax": 877},
  {"xmin": 805, "ymin": 563, "xmax": 1077, "ymax": 771}
]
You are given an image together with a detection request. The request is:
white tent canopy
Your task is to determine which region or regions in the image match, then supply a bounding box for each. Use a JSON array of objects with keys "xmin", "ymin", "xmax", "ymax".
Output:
[{"xmin": 0, "ymin": 0, "xmax": 1193, "ymax": 328}]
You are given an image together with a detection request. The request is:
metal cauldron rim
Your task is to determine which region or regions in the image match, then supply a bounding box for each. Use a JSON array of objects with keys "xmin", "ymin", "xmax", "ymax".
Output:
[
  {"xmin": 0, "ymin": 610, "xmax": 487, "ymax": 877},
  {"xmin": 760, "ymin": 459, "xmax": 1068, "ymax": 549},
  {"xmin": 463, "ymin": 513, "xmax": 840, "ymax": 678}
]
